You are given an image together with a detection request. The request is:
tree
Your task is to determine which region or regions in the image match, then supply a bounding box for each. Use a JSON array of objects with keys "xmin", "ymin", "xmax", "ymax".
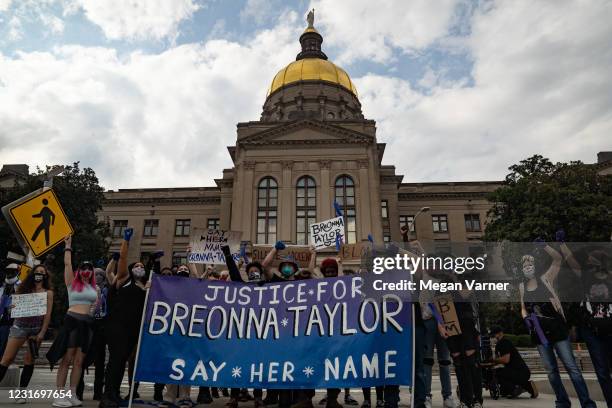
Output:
[
  {"xmin": 0, "ymin": 162, "xmax": 110, "ymax": 327},
  {"xmin": 485, "ymin": 155, "xmax": 612, "ymax": 242}
]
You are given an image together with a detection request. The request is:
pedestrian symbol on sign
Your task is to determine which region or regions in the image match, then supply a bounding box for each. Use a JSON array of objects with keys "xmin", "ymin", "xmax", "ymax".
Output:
[{"xmin": 31, "ymin": 198, "xmax": 56, "ymax": 246}]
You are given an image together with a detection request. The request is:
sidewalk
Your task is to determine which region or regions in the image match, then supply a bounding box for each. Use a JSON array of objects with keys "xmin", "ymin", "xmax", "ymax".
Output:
[{"xmin": 0, "ymin": 371, "xmax": 607, "ymax": 407}]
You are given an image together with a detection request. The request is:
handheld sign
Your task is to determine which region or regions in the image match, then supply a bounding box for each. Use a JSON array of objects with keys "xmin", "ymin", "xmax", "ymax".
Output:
[
  {"xmin": 251, "ymin": 245, "xmax": 312, "ymax": 268},
  {"xmin": 339, "ymin": 242, "xmax": 370, "ymax": 261},
  {"xmin": 188, "ymin": 228, "xmax": 242, "ymax": 265},
  {"xmin": 11, "ymin": 292, "xmax": 47, "ymax": 319},
  {"xmin": 3, "ymin": 189, "xmax": 73, "ymax": 257},
  {"xmin": 432, "ymin": 294, "xmax": 462, "ymax": 336},
  {"xmin": 310, "ymin": 216, "xmax": 345, "ymax": 250}
]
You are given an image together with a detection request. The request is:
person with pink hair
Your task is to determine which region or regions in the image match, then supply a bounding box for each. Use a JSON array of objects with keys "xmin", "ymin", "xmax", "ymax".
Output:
[{"xmin": 47, "ymin": 235, "xmax": 98, "ymax": 407}]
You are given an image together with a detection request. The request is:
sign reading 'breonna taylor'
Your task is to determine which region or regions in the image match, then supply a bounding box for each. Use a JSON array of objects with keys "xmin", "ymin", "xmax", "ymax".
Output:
[
  {"xmin": 135, "ymin": 275, "xmax": 413, "ymax": 388},
  {"xmin": 310, "ymin": 216, "xmax": 345, "ymax": 250}
]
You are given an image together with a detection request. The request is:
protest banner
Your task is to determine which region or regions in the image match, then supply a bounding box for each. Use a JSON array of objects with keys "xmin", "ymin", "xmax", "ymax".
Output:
[
  {"xmin": 134, "ymin": 275, "xmax": 413, "ymax": 388},
  {"xmin": 188, "ymin": 228, "xmax": 242, "ymax": 265},
  {"xmin": 251, "ymin": 245, "xmax": 312, "ymax": 268},
  {"xmin": 432, "ymin": 294, "xmax": 462, "ymax": 336},
  {"xmin": 339, "ymin": 242, "xmax": 370, "ymax": 261},
  {"xmin": 11, "ymin": 292, "xmax": 47, "ymax": 318},
  {"xmin": 310, "ymin": 216, "xmax": 345, "ymax": 250}
]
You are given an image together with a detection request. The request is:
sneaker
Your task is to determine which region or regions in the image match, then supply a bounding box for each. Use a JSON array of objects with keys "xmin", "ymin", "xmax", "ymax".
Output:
[
  {"xmin": 443, "ymin": 397, "xmax": 456, "ymax": 408},
  {"xmin": 344, "ymin": 395, "xmax": 358, "ymax": 406},
  {"xmin": 69, "ymin": 396, "xmax": 83, "ymax": 407},
  {"xmin": 375, "ymin": 401, "xmax": 384, "ymax": 408},
  {"xmin": 178, "ymin": 399, "xmax": 195, "ymax": 408},
  {"xmin": 318, "ymin": 398, "xmax": 328, "ymax": 406},
  {"xmin": 528, "ymin": 381, "xmax": 539, "ymax": 398},
  {"xmin": 424, "ymin": 396, "xmax": 432, "ymax": 408},
  {"xmin": 473, "ymin": 403, "xmax": 482, "ymax": 408},
  {"xmin": 53, "ymin": 397, "xmax": 73, "ymax": 408},
  {"xmin": 14, "ymin": 397, "xmax": 26, "ymax": 404},
  {"xmin": 361, "ymin": 401, "xmax": 371, "ymax": 408}
]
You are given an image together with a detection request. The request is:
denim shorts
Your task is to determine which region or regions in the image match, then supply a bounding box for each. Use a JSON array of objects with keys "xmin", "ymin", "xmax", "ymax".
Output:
[{"xmin": 9, "ymin": 325, "xmax": 40, "ymax": 338}]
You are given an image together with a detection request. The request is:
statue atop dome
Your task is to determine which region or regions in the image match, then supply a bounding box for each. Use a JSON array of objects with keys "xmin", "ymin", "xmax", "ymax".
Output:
[{"xmin": 307, "ymin": 9, "xmax": 315, "ymax": 29}]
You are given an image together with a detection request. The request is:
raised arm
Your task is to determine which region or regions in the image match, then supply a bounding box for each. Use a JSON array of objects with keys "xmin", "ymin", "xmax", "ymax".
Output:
[
  {"xmin": 560, "ymin": 243, "xmax": 581, "ymax": 278},
  {"xmin": 36, "ymin": 290, "xmax": 54, "ymax": 344},
  {"xmin": 114, "ymin": 227, "xmax": 133, "ymax": 287},
  {"xmin": 222, "ymin": 245, "xmax": 244, "ymax": 282},
  {"xmin": 263, "ymin": 241, "xmax": 284, "ymax": 268},
  {"xmin": 63, "ymin": 236, "xmax": 74, "ymax": 287},
  {"xmin": 106, "ymin": 253, "xmax": 119, "ymax": 286},
  {"xmin": 542, "ymin": 244, "xmax": 563, "ymax": 284},
  {"xmin": 308, "ymin": 245, "xmax": 317, "ymax": 273}
]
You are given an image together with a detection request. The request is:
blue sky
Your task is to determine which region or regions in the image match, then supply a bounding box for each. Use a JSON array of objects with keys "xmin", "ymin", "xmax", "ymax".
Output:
[{"xmin": 0, "ymin": 0, "xmax": 610, "ymax": 189}]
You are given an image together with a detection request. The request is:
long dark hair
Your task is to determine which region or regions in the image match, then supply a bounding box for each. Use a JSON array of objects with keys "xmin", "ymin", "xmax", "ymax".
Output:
[{"xmin": 18, "ymin": 264, "xmax": 51, "ymax": 294}]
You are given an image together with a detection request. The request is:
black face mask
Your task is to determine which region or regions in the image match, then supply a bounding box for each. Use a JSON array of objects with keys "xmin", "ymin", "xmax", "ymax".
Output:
[{"xmin": 34, "ymin": 273, "xmax": 46, "ymax": 282}]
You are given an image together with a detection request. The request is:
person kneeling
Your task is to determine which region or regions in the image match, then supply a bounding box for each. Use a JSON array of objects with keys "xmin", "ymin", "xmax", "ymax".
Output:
[{"xmin": 491, "ymin": 327, "xmax": 538, "ymax": 399}]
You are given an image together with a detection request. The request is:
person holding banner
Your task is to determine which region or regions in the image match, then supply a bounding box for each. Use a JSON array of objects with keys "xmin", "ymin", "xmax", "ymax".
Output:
[
  {"xmin": 0, "ymin": 263, "xmax": 53, "ymax": 404},
  {"xmin": 100, "ymin": 227, "xmax": 147, "ymax": 408},
  {"xmin": 519, "ymin": 240, "xmax": 596, "ymax": 408},
  {"xmin": 46, "ymin": 236, "xmax": 97, "ymax": 407}
]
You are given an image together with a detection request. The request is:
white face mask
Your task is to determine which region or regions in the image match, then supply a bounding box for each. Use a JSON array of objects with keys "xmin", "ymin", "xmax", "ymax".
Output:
[
  {"xmin": 132, "ymin": 267, "xmax": 145, "ymax": 278},
  {"xmin": 523, "ymin": 265, "xmax": 535, "ymax": 279},
  {"xmin": 5, "ymin": 276, "xmax": 18, "ymax": 285}
]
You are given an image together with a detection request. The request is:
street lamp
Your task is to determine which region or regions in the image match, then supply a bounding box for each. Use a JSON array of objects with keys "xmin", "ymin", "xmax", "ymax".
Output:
[{"xmin": 408, "ymin": 206, "xmax": 430, "ymax": 241}]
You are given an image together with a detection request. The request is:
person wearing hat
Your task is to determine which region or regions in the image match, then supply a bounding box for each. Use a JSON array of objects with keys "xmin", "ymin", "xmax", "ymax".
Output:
[
  {"xmin": 490, "ymin": 327, "xmax": 538, "ymax": 398},
  {"xmin": 47, "ymin": 235, "xmax": 97, "ymax": 407},
  {"xmin": 0, "ymin": 262, "xmax": 20, "ymax": 356},
  {"xmin": 0, "ymin": 262, "xmax": 54, "ymax": 404}
]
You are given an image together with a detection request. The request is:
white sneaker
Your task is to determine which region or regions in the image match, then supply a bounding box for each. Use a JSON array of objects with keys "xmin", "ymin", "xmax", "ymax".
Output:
[
  {"xmin": 424, "ymin": 396, "xmax": 432, "ymax": 408},
  {"xmin": 52, "ymin": 397, "xmax": 72, "ymax": 407},
  {"xmin": 473, "ymin": 403, "xmax": 483, "ymax": 408},
  {"xmin": 443, "ymin": 397, "xmax": 456, "ymax": 408},
  {"xmin": 69, "ymin": 396, "xmax": 83, "ymax": 407},
  {"xmin": 14, "ymin": 397, "xmax": 26, "ymax": 404}
]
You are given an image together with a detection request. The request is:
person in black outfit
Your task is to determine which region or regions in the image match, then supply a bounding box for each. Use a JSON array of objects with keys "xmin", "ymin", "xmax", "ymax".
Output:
[
  {"xmin": 99, "ymin": 227, "xmax": 147, "ymax": 408},
  {"xmin": 490, "ymin": 327, "xmax": 537, "ymax": 398}
]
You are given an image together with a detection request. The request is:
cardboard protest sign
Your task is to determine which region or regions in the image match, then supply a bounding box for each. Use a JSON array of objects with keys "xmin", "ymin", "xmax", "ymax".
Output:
[
  {"xmin": 339, "ymin": 242, "xmax": 370, "ymax": 261},
  {"xmin": 432, "ymin": 294, "xmax": 462, "ymax": 336},
  {"xmin": 251, "ymin": 245, "xmax": 312, "ymax": 268},
  {"xmin": 11, "ymin": 292, "xmax": 47, "ymax": 319},
  {"xmin": 309, "ymin": 216, "xmax": 345, "ymax": 250},
  {"xmin": 135, "ymin": 275, "xmax": 413, "ymax": 388},
  {"xmin": 188, "ymin": 228, "xmax": 242, "ymax": 265},
  {"xmin": 3, "ymin": 189, "xmax": 73, "ymax": 257}
]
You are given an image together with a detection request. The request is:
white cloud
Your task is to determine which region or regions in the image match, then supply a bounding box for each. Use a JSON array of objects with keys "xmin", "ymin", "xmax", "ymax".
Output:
[
  {"xmin": 309, "ymin": 0, "xmax": 459, "ymax": 64},
  {"xmin": 69, "ymin": 0, "xmax": 200, "ymax": 41},
  {"xmin": 357, "ymin": 0, "xmax": 612, "ymax": 182},
  {"xmin": 0, "ymin": 0, "xmax": 12, "ymax": 12},
  {"xmin": 40, "ymin": 13, "xmax": 65, "ymax": 35},
  {"xmin": 0, "ymin": 12, "xmax": 302, "ymax": 189}
]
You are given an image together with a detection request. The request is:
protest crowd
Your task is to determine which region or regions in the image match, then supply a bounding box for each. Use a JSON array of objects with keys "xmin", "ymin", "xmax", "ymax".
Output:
[{"xmin": 0, "ymin": 221, "xmax": 610, "ymax": 408}]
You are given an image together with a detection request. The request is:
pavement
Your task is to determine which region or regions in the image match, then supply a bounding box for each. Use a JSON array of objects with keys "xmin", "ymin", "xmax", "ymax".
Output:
[{"xmin": 0, "ymin": 370, "xmax": 608, "ymax": 407}]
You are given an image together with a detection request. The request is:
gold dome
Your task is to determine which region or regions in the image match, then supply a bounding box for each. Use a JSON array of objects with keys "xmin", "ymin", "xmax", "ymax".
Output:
[{"xmin": 267, "ymin": 58, "xmax": 358, "ymax": 97}]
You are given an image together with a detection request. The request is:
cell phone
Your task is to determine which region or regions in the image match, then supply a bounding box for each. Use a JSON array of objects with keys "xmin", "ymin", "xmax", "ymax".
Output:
[{"xmin": 27, "ymin": 338, "xmax": 39, "ymax": 359}]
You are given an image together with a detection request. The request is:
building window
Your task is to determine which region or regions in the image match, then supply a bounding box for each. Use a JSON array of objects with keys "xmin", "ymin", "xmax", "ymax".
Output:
[
  {"xmin": 296, "ymin": 176, "xmax": 316, "ymax": 245},
  {"xmin": 112, "ymin": 220, "xmax": 128, "ymax": 238},
  {"xmin": 399, "ymin": 215, "xmax": 415, "ymax": 232},
  {"xmin": 143, "ymin": 219, "xmax": 159, "ymax": 237},
  {"xmin": 207, "ymin": 218, "xmax": 220, "ymax": 230},
  {"xmin": 172, "ymin": 251, "xmax": 187, "ymax": 266},
  {"xmin": 257, "ymin": 177, "xmax": 278, "ymax": 244},
  {"xmin": 381, "ymin": 200, "xmax": 389, "ymax": 219},
  {"xmin": 175, "ymin": 219, "xmax": 191, "ymax": 236},
  {"xmin": 383, "ymin": 235, "xmax": 391, "ymax": 243},
  {"xmin": 432, "ymin": 215, "xmax": 448, "ymax": 233},
  {"xmin": 464, "ymin": 214, "xmax": 481, "ymax": 232},
  {"xmin": 335, "ymin": 175, "xmax": 357, "ymax": 244}
]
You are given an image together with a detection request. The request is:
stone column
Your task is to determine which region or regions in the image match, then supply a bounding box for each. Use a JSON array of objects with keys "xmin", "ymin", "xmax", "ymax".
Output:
[
  {"xmin": 319, "ymin": 160, "xmax": 332, "ymax": 220},
  {"xmin": 280, "ymin": 160, "xmax": 293, "ymax": 242},
  {"xmin": 358, "ymin": 159, "xmax": 372, "ymax": 240},
  {"xmin": 240, "ymin": 160, "xmax": 256, "ymax": 240}
]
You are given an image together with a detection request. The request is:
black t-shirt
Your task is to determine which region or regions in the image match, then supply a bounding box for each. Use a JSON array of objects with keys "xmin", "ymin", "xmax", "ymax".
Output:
[
  {"xmin": 496, "ymin": 337, "xmax": 529, "ymax": 374},
  {"xmin": 107, "ymin": 277, "xmax": 146, "ymax": 335}
]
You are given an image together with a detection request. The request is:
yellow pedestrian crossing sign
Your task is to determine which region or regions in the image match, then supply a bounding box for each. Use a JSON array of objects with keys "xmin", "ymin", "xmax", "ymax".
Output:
[{"xmin": 7, "ymin": 189, "xmax": 73, "ymax": 257}]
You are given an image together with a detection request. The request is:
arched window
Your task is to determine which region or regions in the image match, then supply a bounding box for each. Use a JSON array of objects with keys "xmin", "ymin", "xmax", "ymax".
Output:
[
  {"xmin": 257, "ymin": 177, "xmax": 277, "ymax": 244},
  {"xmin": 296, "ymin": 176, "xmax": 316, "ymax": 245},
  {"xmin": 334, "ymin": 175, "xmax": 357, "ymax": 243}
]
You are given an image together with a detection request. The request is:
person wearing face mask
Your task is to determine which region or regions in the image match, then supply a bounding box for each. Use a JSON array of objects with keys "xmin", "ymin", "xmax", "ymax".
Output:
[
  {"xmin": 99, "ymin": 227, "xmax": 148, "ymax": 408},
  {"xmin": 46, "ymin": 235, "xmax": 97, "ymax": 407},
  {"xmin": 519, "ymin": 239, "xmax": 596, "ymax": 408},
  {"xmin": 0, "ymin": 264, "xmax": 53, "ymax": 404},
  {"xmin": 0, "ymin": 262, "xmax": 21, "ymax": 356}
]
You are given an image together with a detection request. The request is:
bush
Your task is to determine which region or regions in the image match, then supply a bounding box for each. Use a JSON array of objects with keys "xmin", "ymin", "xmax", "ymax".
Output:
[{"xmin": 503, "ymin": 334, "xmax": 532, "ymax": 347}]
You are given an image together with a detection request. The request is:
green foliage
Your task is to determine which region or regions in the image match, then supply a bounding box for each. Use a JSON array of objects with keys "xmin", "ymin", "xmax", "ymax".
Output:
[
  {"xmin": 485, "ymin": 155, "xmax": 612, "ymax": 242},
  {"xmin": 0, "ymin": 163, "xmax": 110, "ymax": 326},
  {"xmin": 504, "ymin": 334, "xmax": 533, "ymax": 348}
]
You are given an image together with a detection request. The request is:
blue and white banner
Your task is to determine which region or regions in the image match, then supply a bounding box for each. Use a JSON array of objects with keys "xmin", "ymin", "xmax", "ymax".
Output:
[{"xmin": 134, "ymin": 275, "xmax": 413, "ymax": 388}]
